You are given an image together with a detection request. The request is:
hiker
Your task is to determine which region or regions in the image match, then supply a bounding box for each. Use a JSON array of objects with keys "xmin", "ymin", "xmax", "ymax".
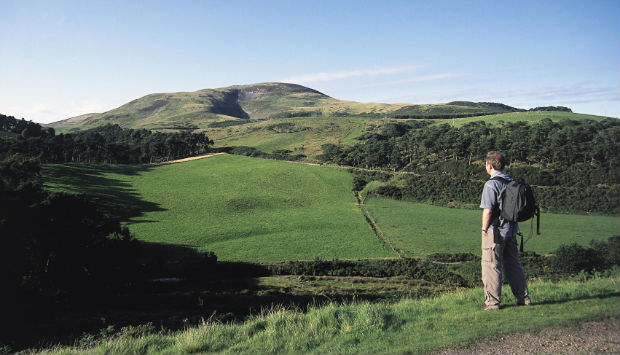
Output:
[{"xmin": 480, "ymin": 151, "xmax": 532, "ymax": 310}]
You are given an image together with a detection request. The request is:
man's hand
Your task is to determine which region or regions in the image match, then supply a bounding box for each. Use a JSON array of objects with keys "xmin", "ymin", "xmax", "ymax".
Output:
[{"xmin": 482, "ymin": 208, "xmax": 493, "ymax": 232}]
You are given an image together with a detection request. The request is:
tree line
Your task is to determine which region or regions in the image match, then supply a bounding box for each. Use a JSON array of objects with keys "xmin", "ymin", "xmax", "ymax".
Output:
[
  {"xmin": 321, "ymin": 118, "xmax": 620, "ymax": 214},
  {"xmin": 0, "ymin": 114, "xmax": 213, "ymax": 164},
  {"xmin": 0, "ymin": 153, "xmax": 219, "ymax": 348}
]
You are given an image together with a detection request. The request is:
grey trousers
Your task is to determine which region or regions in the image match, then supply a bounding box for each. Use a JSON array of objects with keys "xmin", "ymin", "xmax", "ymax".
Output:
[{"xmin": 481, "ymin": 230, "xmax": 530, "ymax": 308}]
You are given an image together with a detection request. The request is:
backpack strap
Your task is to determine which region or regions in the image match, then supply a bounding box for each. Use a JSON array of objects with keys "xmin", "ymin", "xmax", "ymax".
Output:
[
  {"xmin": 490, "ymin": 175, "xmax": 509, "ymax": 184},
  {"xmin": 487, "ymin": 176, "xmax": 508, "ymax": 226}
]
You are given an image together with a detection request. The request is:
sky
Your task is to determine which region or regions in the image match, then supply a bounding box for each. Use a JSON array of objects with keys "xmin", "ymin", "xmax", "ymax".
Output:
[{"xmin": 1, "ymin": 0, "xmax": 618, "ymax": 124}]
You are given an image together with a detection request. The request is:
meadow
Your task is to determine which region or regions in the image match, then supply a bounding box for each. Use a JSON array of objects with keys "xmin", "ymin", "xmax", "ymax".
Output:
[
  {"xmin": 43, "ymin": 154, "xmax": 393, "ymax": 262},
  {"xmin": 364, "ymin": 197, "xmax": 620, "ymax": 257},
  {"xmin": 43, "ymin": 154, "xmax": 619, "ymax": 262}
]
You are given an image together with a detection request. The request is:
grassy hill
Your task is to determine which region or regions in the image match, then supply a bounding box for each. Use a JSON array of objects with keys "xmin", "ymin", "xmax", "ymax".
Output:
[
  {"xmin": 207, "ymin": 115, "xmax": 386, "ymax": 159},
  {"xmin": 47, "ymin": 82, "xmax": 615, "ymax": 162},
  {"xmin": 49, "ymin": 82, "xmax": 532, "ymax": 133},
  {"xmin": 50, "ymin": 83, "xmax": 408, "ymax": 132},
  {"xmin": 42, "ymin": 154, "xmax": 394, "ymax": 262}
]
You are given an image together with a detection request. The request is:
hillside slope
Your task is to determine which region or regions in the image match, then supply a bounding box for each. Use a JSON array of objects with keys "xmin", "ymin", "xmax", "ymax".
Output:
[{"xmin": 50, "ymin": 82, "xmax": 523, "ymax": 132}]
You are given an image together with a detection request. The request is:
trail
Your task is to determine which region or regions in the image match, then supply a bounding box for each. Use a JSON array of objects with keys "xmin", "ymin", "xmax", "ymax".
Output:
[
  {"xmin": 356, "ymin": 191, "xmax": 402, "ymax": 258},
  {"xmin": 435, "ymin": 317, "xmax": 620, "ymax": 355},
  {"xmin": 150, "ymin": 152, "xmax": 226, "ymax": 166}
]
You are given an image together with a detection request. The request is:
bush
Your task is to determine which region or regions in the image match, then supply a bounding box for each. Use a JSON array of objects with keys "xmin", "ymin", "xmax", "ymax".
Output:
[
  {"xmin": 264, "ymin": 258, "xmax": 467, "ymax": 286},
  {"xmin": 427, "ymin": 253, "xmax": 478, "ymax": 263},
  {"xmin": 590, "ymin": 236, "xmax": 620, "ymax": 269},
  {"xmin": 549, "ymin": 243, "xmax": 602, "ymax": 274}
]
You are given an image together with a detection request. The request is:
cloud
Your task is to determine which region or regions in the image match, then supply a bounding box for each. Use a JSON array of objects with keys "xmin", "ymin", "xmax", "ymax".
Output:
[
  {"xmin": 496, "ymin": 84, "xmax": 618, "ymax": 102},
  {"xmin": 281, "ymin": 65, "xmax": 419, "ymax": 83},
  {"xmin": 1, "ymin": 99, "xmax": 111, "ymax": 124},
  {"xmin": 360, "ymin": 73, "xmax": 468, "ymax": 88}
]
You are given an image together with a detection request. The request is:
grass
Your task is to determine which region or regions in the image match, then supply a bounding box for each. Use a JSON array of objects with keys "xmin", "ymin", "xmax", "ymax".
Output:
[
  {"xmin": 31, "ymin": 276, "xmax": 619, "ymax": 354},
  {"xmin": 364, "ymin": 197, "xmax": 620, "ymax": 257},
  {"xmin": 42, "ymin": 154, "xmax": 393, "ymax": 262},
  {"xmin": 42, "ymin": 156, "xmax": 618, "ymax": 261},
  {"xmin": 206, "ymin": 116, "xmax": 384, "ymax": 160}
]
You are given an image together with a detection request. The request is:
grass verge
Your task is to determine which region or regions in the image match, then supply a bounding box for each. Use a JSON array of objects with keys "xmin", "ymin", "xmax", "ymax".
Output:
[{"xmin": 32, "ymin": 276, "xmax": 619, "ymax": 355}]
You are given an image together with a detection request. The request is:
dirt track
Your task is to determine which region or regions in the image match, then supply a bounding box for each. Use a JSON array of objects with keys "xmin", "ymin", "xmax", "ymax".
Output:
[
  {"xmin": 436, "ymin": 317, "xmax": 620, "ymax": 355},
  {"xmin": 152, "ymin": 152, "xmax": 226, "ymax": 165}
]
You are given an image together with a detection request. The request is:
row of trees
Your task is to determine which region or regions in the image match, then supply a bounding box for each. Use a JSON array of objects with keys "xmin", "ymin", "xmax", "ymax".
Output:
[
  {"xmin": 1, "ymin": 115, "xmax": 213, "ymax": 164},
  {"xmin": 1, "ymin": 154, "xmax": 138, "ymax": 340},
  {"xmin": 321, "ymin": 118, "xmax": 619, "ymax": 214},
  {"xmin": 0, "ymin": 153, "xmax": 220, "ymax": 348},
  {"xmin": 321, "ymin": 118, "xmax": 620, "ymax": 172}
]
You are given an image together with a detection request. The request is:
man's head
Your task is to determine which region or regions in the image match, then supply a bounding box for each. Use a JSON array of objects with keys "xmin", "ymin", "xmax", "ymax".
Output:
[{"xmin": 485, "ymin": 151, "xmax": 506, "ymax": 172}]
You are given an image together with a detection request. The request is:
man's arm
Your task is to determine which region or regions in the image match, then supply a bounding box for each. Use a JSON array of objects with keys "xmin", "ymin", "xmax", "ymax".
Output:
[{"xmin": 482, "ymin": 208, "xmax": 492, "ymax": 232}]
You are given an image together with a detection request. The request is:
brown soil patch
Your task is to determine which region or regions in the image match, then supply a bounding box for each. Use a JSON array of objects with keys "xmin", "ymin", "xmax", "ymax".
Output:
[{"xmin": 436, "ymin": 317, "xmax": 620, "ymax": 355}]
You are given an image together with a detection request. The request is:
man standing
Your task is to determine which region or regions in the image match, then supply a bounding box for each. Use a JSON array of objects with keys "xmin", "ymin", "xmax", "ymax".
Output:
[{"xmin": 480, "ymin": 151, "xmax": 531, "ymax": 310}]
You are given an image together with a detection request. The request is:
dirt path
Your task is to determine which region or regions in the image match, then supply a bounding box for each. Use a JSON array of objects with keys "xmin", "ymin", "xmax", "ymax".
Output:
[
  {"xmin": 151, "ymin": 152, "xmax": 227, "ymax": 166},
  {"xmin": 436, "ymin": 317, "xmax": 620, "ymax": 355}
]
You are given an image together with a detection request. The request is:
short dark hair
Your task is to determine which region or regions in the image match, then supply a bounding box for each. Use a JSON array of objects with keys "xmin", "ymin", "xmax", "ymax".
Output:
[{"xmin": 486, "ymin": 151, "xmax": 506, "ymax": 170}]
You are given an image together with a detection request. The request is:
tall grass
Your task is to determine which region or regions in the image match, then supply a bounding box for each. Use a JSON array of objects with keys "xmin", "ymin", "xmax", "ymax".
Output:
[
  {"xmin": 365, "ymin": 197, "xmax": 620, "ymax": 257},
  {"xmin": 34, "ymin": 276, "xmax": 619, "ymax": 355}
]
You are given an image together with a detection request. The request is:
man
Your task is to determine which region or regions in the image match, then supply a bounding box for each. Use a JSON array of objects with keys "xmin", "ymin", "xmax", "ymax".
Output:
[{"xmin": 480, "ymin": 151, "xmax": 531, "ymax": 310}]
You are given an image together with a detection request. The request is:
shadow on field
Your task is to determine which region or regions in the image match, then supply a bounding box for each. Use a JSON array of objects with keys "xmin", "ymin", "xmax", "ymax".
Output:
[
  {"xmin": 42, "ymin": 164, "xmax": 165, "ymax": 222},
  {"xmin": 12, "ymin": 240, "xmax": 357, "ymax": 351},
  {"xmin": 503, "ymin": 291, "xmax": 620, "ymax": 309}
]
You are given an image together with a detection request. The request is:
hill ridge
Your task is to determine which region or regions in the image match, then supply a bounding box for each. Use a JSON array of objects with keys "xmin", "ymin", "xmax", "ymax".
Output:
[{"xmin": 50, "ymin": 82, "xmax": 526, "ymax": 131}]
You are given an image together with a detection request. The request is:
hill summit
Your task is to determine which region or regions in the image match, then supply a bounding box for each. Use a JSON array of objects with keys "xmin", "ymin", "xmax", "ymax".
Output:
[{"xmin": 51, "ymin": 82, "xmax": 522, "ymax": 131}]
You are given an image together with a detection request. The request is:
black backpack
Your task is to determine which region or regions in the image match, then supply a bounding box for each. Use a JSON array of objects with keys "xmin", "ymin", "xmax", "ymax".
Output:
[{"xmin": 492, "ymin": 176, "xmax": 541, "ymax": 250}]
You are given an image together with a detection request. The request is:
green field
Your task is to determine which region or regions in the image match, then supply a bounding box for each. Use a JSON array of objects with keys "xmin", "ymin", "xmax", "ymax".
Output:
[
  {"xmin": 31, "ymin": 154, "xmax": 620, "ymax": 355},
  {"xmin": 42, "ymin": 155, "xmax": 619, "ymax": 262},
  {"xmin": 43, "ymin": 154, "xmax": 393, "ymax": 262},
  {"xmin": 364, "ymin": 197, "xmax": 620, "ymax": 257}
]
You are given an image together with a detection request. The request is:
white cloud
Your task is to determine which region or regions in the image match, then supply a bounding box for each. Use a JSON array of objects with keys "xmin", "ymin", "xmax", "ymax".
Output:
[
  {"xmin": 281, "ymin": 65, "xmax": 420, "ymax": 84},
  {"xmin": 493, "ymin": 84, "xmax": 618, "ymax": 103},
  {"xmin": 360, "ymin": 73, "xmax": 468, "ymax": 88},
  {"xmin": 1, "ymin": 99, "xmax": 111, "ymax": 124}
]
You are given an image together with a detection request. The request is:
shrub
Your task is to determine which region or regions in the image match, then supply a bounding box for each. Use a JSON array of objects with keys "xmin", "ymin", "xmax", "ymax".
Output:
[
  {"xmin": 549, "ymin": 243, "xmax": 602, "ymax": 274},
  {"xmin": 427, "ymin": 253, "xmax": 478, "ymax": 263},
  {"xmin": 590, "ymin": 236, "xmax": 620, "ymax": 269}
]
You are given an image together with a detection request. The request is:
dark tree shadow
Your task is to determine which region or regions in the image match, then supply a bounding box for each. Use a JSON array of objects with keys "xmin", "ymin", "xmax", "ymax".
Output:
[{"xmin": 41, "ymin": 163, "xmax": 166, "ymax": 222}]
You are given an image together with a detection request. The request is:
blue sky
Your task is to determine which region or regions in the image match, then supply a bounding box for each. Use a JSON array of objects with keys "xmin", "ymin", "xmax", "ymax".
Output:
[{"xmin": 1, "ymin": 0, "xmax": 618, "ymax": 123}]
